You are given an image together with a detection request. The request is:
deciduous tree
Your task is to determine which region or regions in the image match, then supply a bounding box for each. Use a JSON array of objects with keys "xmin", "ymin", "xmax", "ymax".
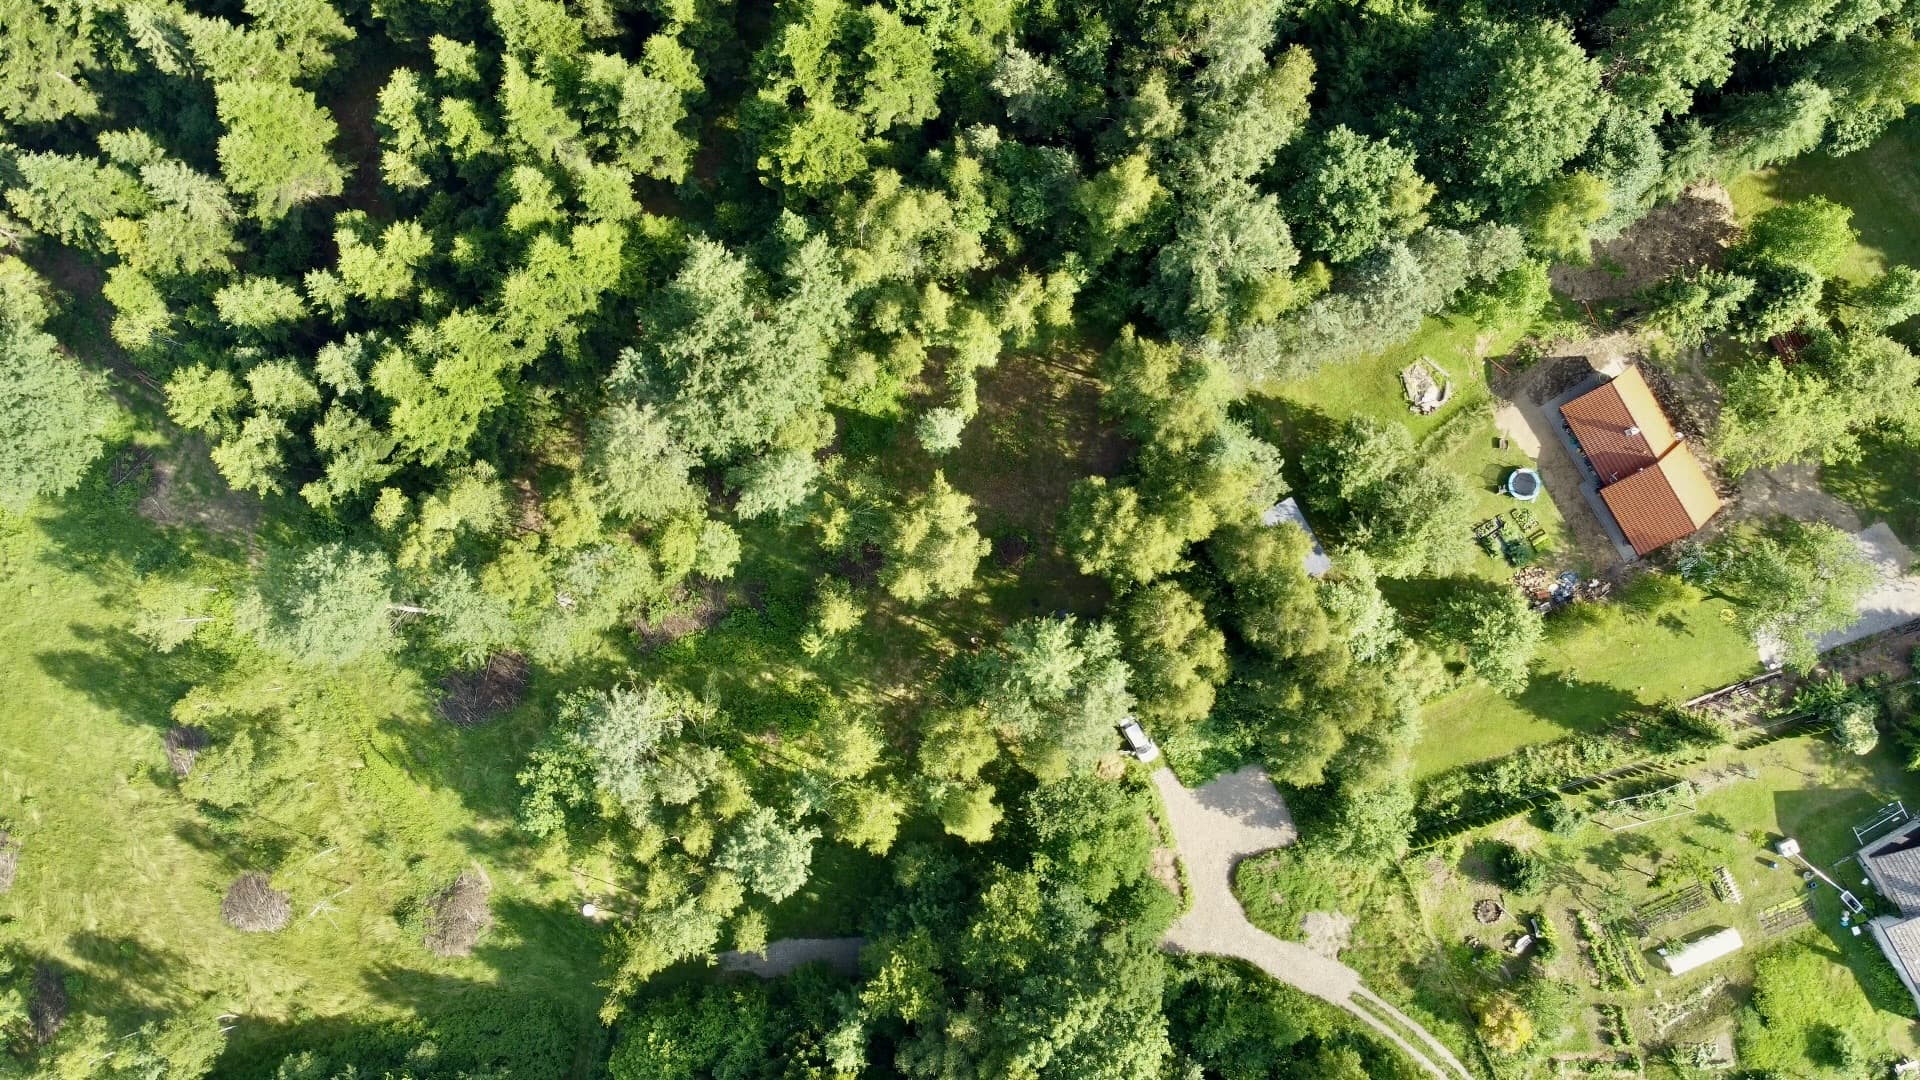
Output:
[
  {"xmin": 880, "ymin": 472, "xmax": 989, "ymax": 604},
  {"xmin": 1691, "ymin": 518, "xmax": 1877, "ymax": 671},
  {"xmin": 239, "ymin": 543, "xmax": 398, "ymax": 666},
  {"xmin": 0, "ymin": 305, "xmax": 110, "ymax": 511}
]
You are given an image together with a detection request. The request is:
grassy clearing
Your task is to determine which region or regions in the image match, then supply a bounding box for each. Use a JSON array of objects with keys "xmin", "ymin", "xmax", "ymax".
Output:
[
  {"xmin": 1257, "ymin": 312, "xmax": 1580, "ymax": 583},
  {"xmin": 0, "ymin": 471, "xmax": 611, "ymax": 1073},
  {"xmin": 1822, "ymin": 434, "xmax": 1920, "ymax": 547},
  {"xmin": 1727, "ymin": 117, "xmax": 1920, "ymax": 285},
  {"xmin": 1236, "ymin": 835, "xmax": 1487, "ymax": 1069},
  {"xmin": 1413, "ymin": 602, "xmax": 1758, "ymax": 778}
]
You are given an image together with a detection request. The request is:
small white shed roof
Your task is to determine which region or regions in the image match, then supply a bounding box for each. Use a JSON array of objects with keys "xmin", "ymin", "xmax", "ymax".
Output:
[{"xmin": 1661, "ymin": 927, "xmax": 1743, "ymax": 976}]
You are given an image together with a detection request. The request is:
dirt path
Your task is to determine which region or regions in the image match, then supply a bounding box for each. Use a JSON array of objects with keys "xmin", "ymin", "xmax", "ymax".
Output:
[
  {"xmin": 1730, "ymin": 462, "xmax": 1862, "ymax": 533},
  {"xmin": 1153, "ymin": 767, "xmax": 1476, "ymax": 1080},
  {"xmin": 717, "ymin": 936, "xmax": 863, "ymax": 979}
]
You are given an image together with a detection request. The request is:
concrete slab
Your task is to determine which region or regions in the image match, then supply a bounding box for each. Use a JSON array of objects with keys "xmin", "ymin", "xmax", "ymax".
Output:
[{"xmin": 718, "ymin": 937, "xmax": 863, "ymax": 978}]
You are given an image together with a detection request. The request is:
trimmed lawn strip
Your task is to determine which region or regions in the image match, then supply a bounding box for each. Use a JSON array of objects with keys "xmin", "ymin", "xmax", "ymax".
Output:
[{"xmin": 1414, "ymin": 603, "xmax": 1758, "ymax": 779}]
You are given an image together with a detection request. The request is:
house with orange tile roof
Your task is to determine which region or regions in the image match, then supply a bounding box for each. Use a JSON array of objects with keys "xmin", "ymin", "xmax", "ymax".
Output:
[{"xmin": 1558, "ymin": 366, "xmax": 1722, "ymax": 557}]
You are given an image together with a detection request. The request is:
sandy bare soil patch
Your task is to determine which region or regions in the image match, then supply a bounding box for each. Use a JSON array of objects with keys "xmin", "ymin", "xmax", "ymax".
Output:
[
  {"xmin": 1551, "ymin": 183, "xmax": 1738, "ymax": 303},
  {"xmin": 1300, "ymin": 910, "xmax": 1353, "ymax": 960}
]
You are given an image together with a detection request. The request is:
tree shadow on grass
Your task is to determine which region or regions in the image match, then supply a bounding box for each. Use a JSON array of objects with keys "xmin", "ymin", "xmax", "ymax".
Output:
[
  {"xmin": 34, "ymin": 624, "xmax": 215, "ymax": 731},
  {"xmin": 221, "ymin": 898, "xmax": 610, "ymax": 1075},
  {"xmin": 169, "ymin": 811, "xmax": 300, "ymax": 877},
  {"xmin": 1508, "ymin": 673, "xmax": 1643, "ymax": 735},
  {"xmin": 1820, "ymin": 433, "xmax": 1920, "ymax": 548},
  {"xmin": 60, "ymin": 932, "xmax": 194, "ymax": 1019},
  {"xmin": 1590, "ymin": 831, "xmax": 1665, "ymax": 891},
  {"xmin": 226, "ymin": 978, "xmax": 606, "ymax": 1078},
  {"xmin": 1246, "ymin": 396, "xmax": 1340, "ymax": 467},
  {"xmin": 28, "ymin": 446, "xmax": 241, "ymax": 580}
]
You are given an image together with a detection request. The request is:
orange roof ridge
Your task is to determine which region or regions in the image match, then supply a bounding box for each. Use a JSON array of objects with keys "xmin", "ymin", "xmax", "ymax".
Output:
[{"xmin": 1561, "ymin": 366, "xmax": 1721, "ymax": 555}]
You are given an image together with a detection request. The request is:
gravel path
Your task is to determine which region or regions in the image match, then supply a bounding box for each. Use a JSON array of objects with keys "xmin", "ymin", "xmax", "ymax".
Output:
[
  {"xmin": 718, "ymin": 936, "xmax": 863, "ymax": 978},
  {"xmin": 1153, "ymin": 767, "xmax": 1475, "ymax": 1080}
]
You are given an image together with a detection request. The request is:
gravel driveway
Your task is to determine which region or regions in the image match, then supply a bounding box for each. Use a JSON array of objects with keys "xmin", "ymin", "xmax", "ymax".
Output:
[{"xmin": 1153, "ymin": 767, "xmax": 1476, "ymax": 1080}]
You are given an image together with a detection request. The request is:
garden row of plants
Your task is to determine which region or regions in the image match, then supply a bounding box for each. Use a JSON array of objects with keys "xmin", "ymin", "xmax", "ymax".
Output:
[
  {"xmin": 1573, "ymin": 910, "xmax": 1649, "ymax": 991},
  {"xmin": 1411, "ymin": 707, "xmax": 1733, "ymax": 847}
]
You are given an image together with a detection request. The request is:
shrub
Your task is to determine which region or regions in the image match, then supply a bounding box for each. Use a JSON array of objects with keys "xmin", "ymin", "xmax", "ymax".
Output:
[
  {"xmin": 1531, "ymin": 911, "xmax": 1560, "ymax": 959},
  {"xmin": 1493, "ymin": 843, "xmax": 1548, "ymax": 894},
  {"xmin": 1829, "ymin": 699, "xmax": 1880, "ymax": 756},
  {"xmin": 1538, "ymin": 798, "xmax": 1587, "ymax": 836},
  {"xmin": 1635, "ymin": 705, "xmax": 1731, "ymax": 754},
  {"xmin": 1477, "ymin": 993, "xmax": 1534, "ymax": 1054},
  {"xmin": 1794, "ymin": 672, "xmax": 1859, "ymax": 715}
]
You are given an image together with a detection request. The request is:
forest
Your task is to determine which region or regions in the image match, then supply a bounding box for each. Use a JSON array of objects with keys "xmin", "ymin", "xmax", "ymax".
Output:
[{"xmin": 0, "ymin": 0, "xmax": 1917, "ymax": 1074}]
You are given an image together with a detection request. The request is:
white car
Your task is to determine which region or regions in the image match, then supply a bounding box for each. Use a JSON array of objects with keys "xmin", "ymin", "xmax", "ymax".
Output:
[{"xmin": 1118, "ymin": 718, "xmax": 1160, "ymax": 763}]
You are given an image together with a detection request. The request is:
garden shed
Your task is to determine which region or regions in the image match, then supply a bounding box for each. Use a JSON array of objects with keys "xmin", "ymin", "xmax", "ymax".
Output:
[
  {"xmin": 1659, "ymin": 926, "xmax": 1744, "ymax": 976},
  {"xmin": 1559, "ymin": 366, "xmax": 1721, "ymax": 556}
]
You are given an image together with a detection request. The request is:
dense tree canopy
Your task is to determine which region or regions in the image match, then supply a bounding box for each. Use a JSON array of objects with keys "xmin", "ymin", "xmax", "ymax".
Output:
[
  {"xmin": 0, "ymin": 265, "xmax": 110, "ymax": 510},
  {"xmin": 0, "ymin": 0, "xmax": 1914, "ymax": 1072}
]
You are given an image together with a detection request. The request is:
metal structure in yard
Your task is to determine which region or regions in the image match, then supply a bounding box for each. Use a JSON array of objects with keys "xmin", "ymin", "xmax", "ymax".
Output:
[
  {"xmin": 1855, "ymin": 800, "xmax": 1911, "ymax": 847},
  {"xmin": 1776, "ymin": 837, "xmax": 1865, "ymax": 914},
  {"xmin": 1595, "ymin": 778, "xmax": 1698, "ymax": 832}
]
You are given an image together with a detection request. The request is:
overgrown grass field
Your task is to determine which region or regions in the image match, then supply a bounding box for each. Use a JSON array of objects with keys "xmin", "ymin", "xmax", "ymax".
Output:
[{"xmin": 0, "ymin": 466, "xmax": 612, "ymax": 1073}]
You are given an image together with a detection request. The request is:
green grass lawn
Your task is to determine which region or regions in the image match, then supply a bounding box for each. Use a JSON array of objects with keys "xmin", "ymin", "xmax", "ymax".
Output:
[
  {"xmin": 1414, "ymin": 601, "xmax": 1759, "ymax": 778},
  {"xmin": 1727, "ymin": 117, "xmax": 1920, "ymax": 285},
  {"xmin": 0, "ymin": 471, "xmax": 613, "ymax": 1073},
  {"xmin": 1258, "ymin": 312, "xmax": 1580, "ymax": 582}
]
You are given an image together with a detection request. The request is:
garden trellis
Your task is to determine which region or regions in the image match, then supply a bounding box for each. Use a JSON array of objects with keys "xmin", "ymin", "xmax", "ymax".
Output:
[{"xmin": 1594, "ymin": 778, "xmax": 1698, "ymax": 831}]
